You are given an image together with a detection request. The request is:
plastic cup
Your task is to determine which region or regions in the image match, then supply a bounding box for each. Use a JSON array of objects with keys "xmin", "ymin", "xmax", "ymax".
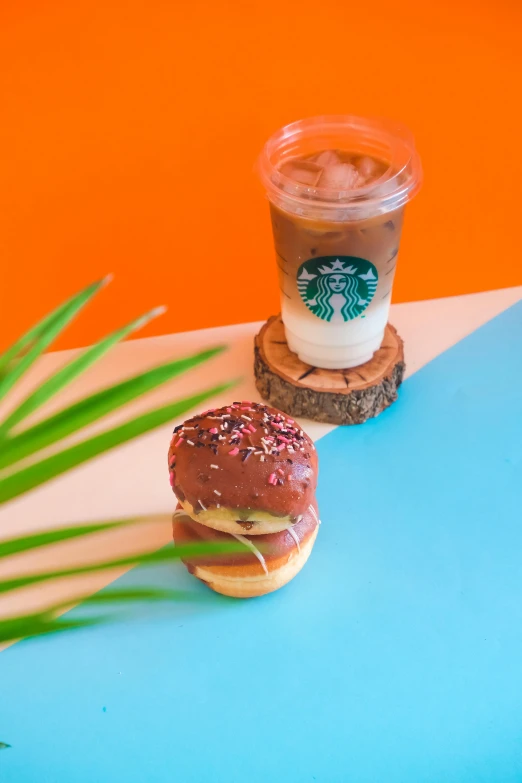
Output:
[{"xmin": 258, "ymin": 115, "xmax": 422, "ymax": 369}]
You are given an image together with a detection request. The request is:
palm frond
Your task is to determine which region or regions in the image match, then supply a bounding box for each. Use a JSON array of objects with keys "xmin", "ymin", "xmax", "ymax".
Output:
[
  {"xmin": 0, "ymin": 277, "xmax": 241, "ymax": 753},
  {"xmin": 0, "ymin": 519, "xmax": 130, "ymax": 559},
  {"xmin": 0, "ymin": 381, "xmax": 235, "ymax": 504},
  {"xmin": 0, "ymin": 305, "xmax": 166, "ymax": 437},
  {"xmin": 0, "ymin": 277, "xmax": 109, "ymax": 400},
  {"xmin": 0, "ymin": 277, "xmax": 110, "ymax": 378},
  {"xmin": 0, "ymin": 279, "xmax": 241, "ymax": 655},
  {"xmin": 0, "ymin": 538, "xmax": 246, "ymax": 595},
  {"xmin": 0, "ymin": 347, "xmax": 226, "ymax": 470},
  {"xmin": 0, "ymin": 614, "xmax": 106, "ymax": 645},
  {"xmin": 0, "ymin": 516, "xmax": 246, "ymax": 648},
  {"xmin": 0, "ymin": 587, "xmax": 204, "ymax": 644}
]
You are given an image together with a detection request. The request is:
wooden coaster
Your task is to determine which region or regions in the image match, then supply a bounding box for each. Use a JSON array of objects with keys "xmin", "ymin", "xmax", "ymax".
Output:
[{"xmin": 254, "ymin": 315, "xmax": 405, "ymax": 425}]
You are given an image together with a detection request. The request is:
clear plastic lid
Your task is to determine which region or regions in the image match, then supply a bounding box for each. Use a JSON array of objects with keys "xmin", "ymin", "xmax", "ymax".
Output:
[{"xmin": 258, "ymin": 115, "xmax": 423, "ymax": 222}]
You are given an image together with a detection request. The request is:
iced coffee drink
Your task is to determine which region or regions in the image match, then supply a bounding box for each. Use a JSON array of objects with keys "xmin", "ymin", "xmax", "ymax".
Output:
[{"xmin": 258, "ymin": 117, "xmax": 422, "ymax": 369}]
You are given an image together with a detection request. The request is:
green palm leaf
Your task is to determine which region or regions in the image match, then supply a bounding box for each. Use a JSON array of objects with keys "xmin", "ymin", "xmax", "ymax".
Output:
[
  {"xmin": 0, "ymin": 525, "xmax": 246, "ymax": 648},
  {"xmin": 0, "ymin": 615, "xmax": 105, "ymax": 645},
  {"xmin": 0, "ymin": 347, "xmax": 226, "ymax": 470},
  {"xmin": 0, "ymin": 277, "xmax": 109, "ymax": 378},
  {"xmin": 0, "ymin": 276, "xmax": 241, "ymax": 672},
  {"xmin": 0, "ymin": 277, "xmax": 109, "ymax": 400},
  {"xmin": 0, "ymin": 305, "xmax": 166, "ymax": 437},
  {"xmin": 0, "ymin": 519, "xmax": 131, "ymax": 559},
  {"xmin": 0, "ymin": 587, "xmax": 203, "ymax": 645},
  {"xmin": 67, "ymin": 587, "xmax": 197, "ymax": 605},
  {"xmin": 0, "ymin": 381, "xmax": 235, "ymax": 504},
  {"xmin": 0, "ymin": 539, "xmax": 246, "ymax": 594}
]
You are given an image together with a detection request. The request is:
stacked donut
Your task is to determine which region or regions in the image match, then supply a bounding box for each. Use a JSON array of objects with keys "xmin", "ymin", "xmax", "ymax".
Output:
[{"xmin": 168, "ymin": 401, "xmax": 320, "ymax": 598}]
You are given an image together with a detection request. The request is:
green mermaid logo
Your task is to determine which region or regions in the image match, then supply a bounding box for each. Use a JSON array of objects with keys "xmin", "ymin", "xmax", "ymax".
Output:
[{"xmin": 297, "ymin": 256, "xmax": 378, "ymax": 322}]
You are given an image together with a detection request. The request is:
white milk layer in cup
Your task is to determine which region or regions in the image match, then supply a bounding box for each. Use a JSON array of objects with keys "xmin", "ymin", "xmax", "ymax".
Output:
[{"xmin": 258, "ymin": 116, "xmax": 422, "ymax": 369}]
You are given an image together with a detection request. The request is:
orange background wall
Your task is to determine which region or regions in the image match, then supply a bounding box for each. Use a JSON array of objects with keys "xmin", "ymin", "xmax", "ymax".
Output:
[{"xmin": 1, "ymin": 0, "xmax": 521, "ymax": 351}]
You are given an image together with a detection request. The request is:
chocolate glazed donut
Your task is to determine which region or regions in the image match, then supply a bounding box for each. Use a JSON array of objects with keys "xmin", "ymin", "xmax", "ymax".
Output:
[
  {"xmin": 168, "ymin": 401, "xmax": 318, "ymax": 535},
  {"xmin": 173, "ymin": 502, "xmax": 320, "ymax": 598}
]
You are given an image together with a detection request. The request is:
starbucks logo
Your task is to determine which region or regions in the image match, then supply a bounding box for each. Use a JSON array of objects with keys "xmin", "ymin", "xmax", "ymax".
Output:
[{"xmin": 297, "ymin": 256, "xmax": 378, "ymax": 322}]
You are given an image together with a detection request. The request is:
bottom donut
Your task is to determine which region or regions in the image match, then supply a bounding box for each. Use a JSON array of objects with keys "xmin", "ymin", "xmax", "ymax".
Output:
[{"xmin": 173, "ymin": 503, "xmax": 319, "ymax": 598}]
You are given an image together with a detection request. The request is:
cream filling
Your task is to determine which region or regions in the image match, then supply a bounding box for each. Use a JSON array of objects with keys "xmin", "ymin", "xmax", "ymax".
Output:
[
  {"xmin": 177, "ymin": 498, "xmax": 294, "ymax": 535},
  {"xmin": 287, "ymin": 526, "xmax": 301, "ymax": 553},
  {"xmin": 309, "ymin": 504, "xmax": 321, "ymax": 525},
  {"xmin": 178, "ymin": 497, "xmax": 292, "ymax": 525},
  {"xmin": 173, "ymin": 507, "xmax": 297, "ymax": 543}
]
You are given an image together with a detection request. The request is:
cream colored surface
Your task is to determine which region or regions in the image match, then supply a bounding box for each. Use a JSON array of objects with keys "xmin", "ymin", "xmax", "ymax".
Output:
[{"xmin": 0, "ymin": 287, "xmax": 520, "ymax": 631}]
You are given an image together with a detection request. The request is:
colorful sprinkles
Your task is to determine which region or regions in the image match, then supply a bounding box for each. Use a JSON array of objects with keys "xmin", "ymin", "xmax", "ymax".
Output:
[{"xmin": 170, "ymin": 402, "xmax": 313, "ymax": 489}]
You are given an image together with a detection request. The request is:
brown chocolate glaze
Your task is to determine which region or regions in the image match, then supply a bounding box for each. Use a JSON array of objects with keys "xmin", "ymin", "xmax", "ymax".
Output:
[
  {"xmin": 168, "ymin": 401, "xmax": 318, "ymax": 520},
  {"xmin": 173, "ymin": 503, "xmax": 318, "ymax": 568}
]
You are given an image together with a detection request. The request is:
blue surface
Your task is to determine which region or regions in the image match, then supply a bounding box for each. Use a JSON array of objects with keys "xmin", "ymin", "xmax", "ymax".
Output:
[{"xmin": 2, "ymin": 302, "xmax": 522, "ymax": 782}]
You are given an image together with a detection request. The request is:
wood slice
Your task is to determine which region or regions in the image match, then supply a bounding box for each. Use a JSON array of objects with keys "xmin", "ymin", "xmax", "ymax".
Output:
[{"xmin": 254, "ymin": 316, "xmax": 405, "ymax": 425}]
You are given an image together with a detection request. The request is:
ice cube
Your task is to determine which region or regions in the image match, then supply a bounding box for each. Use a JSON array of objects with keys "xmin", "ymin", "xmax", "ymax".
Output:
[
  {"xmin": 312, "ymin": 149, "xmax": 342, "ymax": 167},
  {"xmin": 356, "ymin": 156, "xmax": 380, "ymax": 180},
  {"xmin": 318, "ymin": 162, "xmax": 360, "ymax": 190},
  {"xmin": 280, "ymin": 160, "xmax": 322, "ymax": 187}
]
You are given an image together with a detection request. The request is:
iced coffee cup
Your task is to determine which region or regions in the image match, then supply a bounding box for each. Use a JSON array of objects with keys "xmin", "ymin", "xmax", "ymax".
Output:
[{"xmin": 258, "ymin": 115, "xmax": 422, "ymax": 369}]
